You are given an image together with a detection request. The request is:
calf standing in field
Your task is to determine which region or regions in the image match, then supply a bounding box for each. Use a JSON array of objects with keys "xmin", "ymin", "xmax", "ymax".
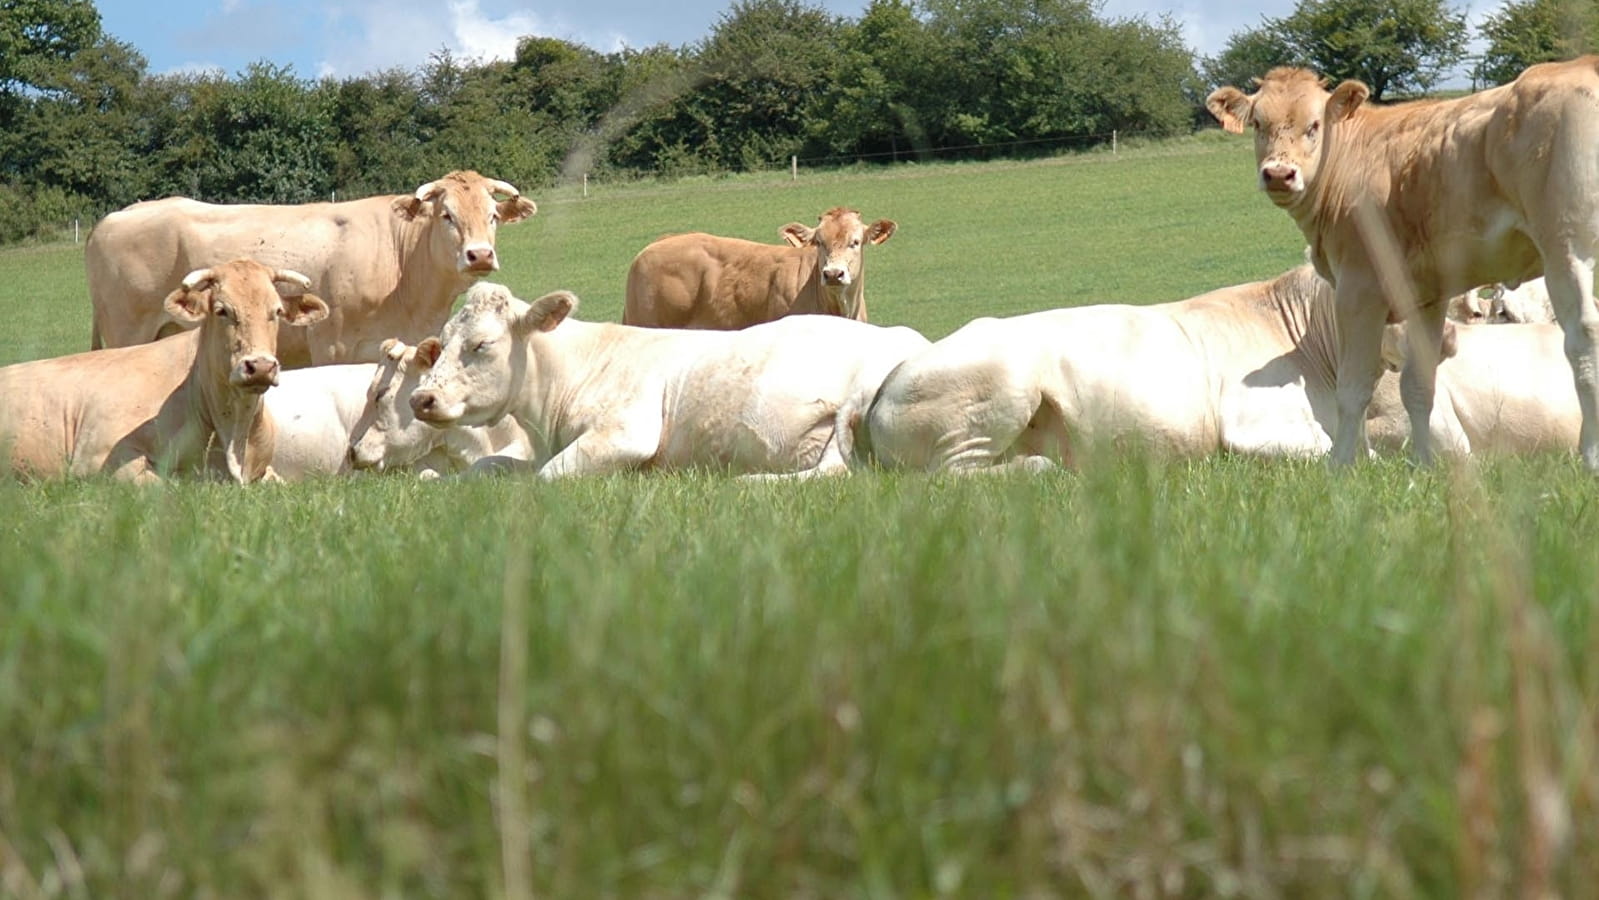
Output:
[
  {"xmin": 408, "ymin": 282, "xmax": 930, "ymax": 478},
  {"xmin": 0, "ymin": 259, "xmax": 327, "ymax": 482},
  {"xmin": 622, "ymin": 207, "xmax": 897, "ymax": 329}
]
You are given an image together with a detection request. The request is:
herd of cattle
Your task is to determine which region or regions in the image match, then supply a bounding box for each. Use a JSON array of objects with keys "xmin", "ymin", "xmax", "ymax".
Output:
[{"xmin": 4, "ymin": 55, "xmax": 1599, "ymax": 481}]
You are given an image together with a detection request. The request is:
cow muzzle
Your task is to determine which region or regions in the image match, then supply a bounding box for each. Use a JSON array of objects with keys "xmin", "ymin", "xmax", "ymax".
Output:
[
  {"xmin": 231, "ymin": 355, "xmax": 281, "ymax": 392},
  {"xmin": 821, "ymin": 266, "xmax": 850, "ymax": 286},
  {"xmin": 347, "ymin": 441, "xmax": 383, "ymax": 471},
  {"xmin": 409, "ymin": 389, "xmax": 463, "ymax": 425},
  {"xmin": 1259, "ymin": 161, "xmax": 1303, "ymax": 200},
  {"xmin": 462, "ymin": 244, "xmax": 499, "ymax": 274}
]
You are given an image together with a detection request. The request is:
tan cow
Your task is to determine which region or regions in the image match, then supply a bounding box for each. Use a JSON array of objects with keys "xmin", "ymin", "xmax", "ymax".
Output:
[
  {"xmin": 622, "ymin": 207, "xmax": 896, "ymax": 329},
  {"xmin": 0, "ymin": 259, "xmax": 328, "ymax": 482},
  {"xmin": 864, "ymin": 265, "xmax": 1434, "ymax": 472},
  {"xmin": 1206, "ymin": 58, "xmax": 1599, "ymax": 470},
  {"xmin": 86, "ymin": 171, "xmax": 536, "ymax": 367}
]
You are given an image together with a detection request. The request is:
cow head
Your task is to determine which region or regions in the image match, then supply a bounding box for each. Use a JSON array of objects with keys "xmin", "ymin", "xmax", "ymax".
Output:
[
  {"xmin": 347, "ymin": 338, "xmax": 446, "ymax": 471},
  {"xmin": 1207, "ymin": 68, "xmax": 1367, "ymax": 209},
  {"xmin": 409, "ymin": 283, "xmax": 576, "ymax": 427},
  {"xmin": 779, "ymin": 207, "xmax": 896, "ymax": 318},
  {"xmin": 391, "ymin": 170, "xmax": 538, "ymax": 280},
  {"xmin": 163, "ymin": 259, "xmax": 330, "ymax": 393},
  {"xmin": 1381, "ymin": 321, "xmax": 1459, "ymax": 372}
]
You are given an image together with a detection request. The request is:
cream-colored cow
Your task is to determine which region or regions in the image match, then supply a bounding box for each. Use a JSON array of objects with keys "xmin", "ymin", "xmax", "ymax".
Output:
[
  {"xmin": 86, "ymin": 171, "xmax": 535, "ymax": 366},
  {"xmin": 408, "ymin": 283, "xmax": 929, "ymax": 477}
]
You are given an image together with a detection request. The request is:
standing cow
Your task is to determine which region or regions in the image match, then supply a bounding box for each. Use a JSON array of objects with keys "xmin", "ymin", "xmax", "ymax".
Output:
[
  {"xmin": 86, "ymin": 170, "xmax": 536, "ymax": 367},
  {"xmin": 1206, "ymin": 58, "xmax": 1599, "ymax": 470},
  {"xmin": 0, "ymin": 258, "xmax": 328, "ymax": 482},
  {"xmin": 622, "ymin": 207, "xmax": 897, "ymax": 329},
  {"xmin": 408, "ymin": 283, "xmax": 930, "ymax": 478}
]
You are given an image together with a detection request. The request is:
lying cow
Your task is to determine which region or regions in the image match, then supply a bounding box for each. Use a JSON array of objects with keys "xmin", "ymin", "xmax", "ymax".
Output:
[
  {"xmin": 1380, "ymin": 321, "xmax": 1579, "ymax": 454},
  {"xmin": 344, "ymin": 339, "xmax": 530, "ymax": 477},
  {"xmin": 865, "ymin": 265, "xmax": 1430, "ymax": 471},
  {"xmin": 0, "ymin": 259, "xmax": 327, "ymax": 482},
  {"xmin": 622, "ymin": 207, "xmax": 897, "ymax": 329},
  {"xmin": 1206, "ymin": 58, "xmax": 1599, "ymax": 470},
  {"xmin": 1445, "ymin": 279, "xmax": 1555, "ymax": 325},
  {"xmin": 408, "ymin": 283, "xmax": 930, "ymax": 478},
  {"xmin": 86, "ymin": 170, "xmax": 536, "ymax": 367}
]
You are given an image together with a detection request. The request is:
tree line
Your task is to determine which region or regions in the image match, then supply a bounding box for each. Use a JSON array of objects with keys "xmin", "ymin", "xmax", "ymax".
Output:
[{"xmin": 0, "ymin": 0, "xmax": 1588, "ymax": 243}]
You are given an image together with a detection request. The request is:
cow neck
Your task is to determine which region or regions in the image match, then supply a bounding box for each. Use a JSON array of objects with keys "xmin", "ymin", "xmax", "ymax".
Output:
[
  {"xmin": 1269, "ymin": 266, "xmax": 1341, "ymax": 392},
  {"xmin": 1298, "ymin": 115, "xmax": 1393, "ymax": 277},
  {"xmin": 519, "ymin": 319, "xmax": 601, "ymax": 446},
  {"xmin": 189, "ymin": 328, "xmax": 276, "ymax": 482},
  {"xmin": 392, "ymin": 213, "xmax": 469, "ymax": 334}
]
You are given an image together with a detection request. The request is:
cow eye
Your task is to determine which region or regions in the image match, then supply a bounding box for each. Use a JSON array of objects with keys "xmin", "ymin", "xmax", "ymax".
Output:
[
  {"xmin": 1306, "ymin": 121, "xmax": 1320, "ymax": 140},
  {"xmin": 473, "ymin": 339, "xmax": 491, "ymax": 354},
  {"xmin": 215, "ymin": 305, "xmax": 231, "ymax": 318}
]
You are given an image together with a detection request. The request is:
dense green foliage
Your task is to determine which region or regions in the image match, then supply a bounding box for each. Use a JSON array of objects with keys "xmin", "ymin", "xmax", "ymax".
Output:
[
  {"xmin": 1477, "ymin": 0, "xmax": 1599, "ymax": 85},
  {"xmin": 8, "ymin": 0, "xmax": 1591, "ymax": 245},
  {"xmin": 1203, "ymin": 0, "xmax": 1469, "ymax": 98},
  {"xmin": 3, "ymin": 141, "xmax": 1599, "ymax": 897}
]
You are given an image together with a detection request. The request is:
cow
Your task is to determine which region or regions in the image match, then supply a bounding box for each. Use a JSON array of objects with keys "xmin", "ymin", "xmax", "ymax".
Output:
[
  {"xmin": 0, "ymin": 258, "xmax": 328, "ymax": 482},
  {"xmin": 344, "ymin": 339, "xmax": 530, "ymax": 477},
  {"xmin": 85, "ymin": 170, "xmax": 536, "ymax": 367},
  {"xmin": 864, "ymin": 265, "xmax": 1436, "ymax": 472},
  {"xmin": 622, "ymin": 207, "xmax": 897, "ymax": 329},
  {"xmin": 406, "ymin": 282, "xmax": 931, "ymax": 478},
  {"xmin": 1487, "ymin": 279, "xmax": 1556, "ymax": 324},
  {"xmin": 1205, "ymin": 58, "xmax": 1599, "ymax": 470},
  {"xmin": 1380, "ymin": 320, "xmax": 1579, "ymax": 454}
]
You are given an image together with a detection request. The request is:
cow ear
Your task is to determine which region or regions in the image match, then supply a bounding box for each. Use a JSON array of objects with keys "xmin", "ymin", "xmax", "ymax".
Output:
[
  {"xmin": 415, "ymin": 337, "xmax": 442, "ymax": 369},
  {"xmin": 1439, "ymin": 321, "xmax": 1459, "ymax": 360},
  {"xmin": 498, "ymin": 196, "xmax": 537, "ymax": 224},
  {"xmin": 866, "ymin": 219, "xmax": 897, "ymax": 245},
  {"xmin": 1327, "ymin": 80, "xmax": 1370, "ymax": 123},
  {"xmin": 779, "ymin": 223, "xmax": 813, "ymax": 247},
  {"xmin": 381, "ymin": 338, "xmax": 408, "ymax": 361},
  {"xmin": 392, "ymin": 196, "xmax": 425, "ymax": 221},
  {"xmin": 1205, "ymin": 86, "xmax": 1251, "ymax": 134},
  {"xmin": 518, "ymin": 290, "xmax": 577, "ymax": 335},
  {"xmin": 164, "ymin": 269, "xmax": 217, "ymax": 322},
  {"xmin": 281, "ymin": 293, "xmax": 330, "ymax": 327}
]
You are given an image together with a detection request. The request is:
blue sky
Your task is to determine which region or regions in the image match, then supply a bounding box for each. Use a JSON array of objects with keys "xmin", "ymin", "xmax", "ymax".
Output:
[
  {"xmin": 97, "ymin": 0, "xmax": 1299, "ymax": 80},
  {"xmin": 97, "ymin": 0, "xmax": 1502, "ymax": 83}
]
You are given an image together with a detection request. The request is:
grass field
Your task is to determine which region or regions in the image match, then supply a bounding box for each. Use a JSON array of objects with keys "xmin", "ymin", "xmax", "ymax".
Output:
[{"xmin": 4, "ymin": 134, "xmax": 1598, "ymax": 898}]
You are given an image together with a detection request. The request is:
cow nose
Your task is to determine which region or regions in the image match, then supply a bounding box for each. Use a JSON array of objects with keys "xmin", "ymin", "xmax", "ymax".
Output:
[
  {"xmin": 1261, "ymin": 163, "xmax": 1296, "ymax": 188},
  {"xmin": 822, "ymin": 267, "xmax": 847, "ymax": 285},
  {"xmin": 465, "ymin": 246, "xmax": 497, "ymax": 270},
  {"xmin": 411, "ymin": 391, "xmax": 437, "ymax": 416}
]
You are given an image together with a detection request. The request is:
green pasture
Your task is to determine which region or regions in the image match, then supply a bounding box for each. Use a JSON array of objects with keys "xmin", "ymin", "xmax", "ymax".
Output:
[{"xmin": 4, "ymin": 135, "xmax": 1598, "ymax": 898}]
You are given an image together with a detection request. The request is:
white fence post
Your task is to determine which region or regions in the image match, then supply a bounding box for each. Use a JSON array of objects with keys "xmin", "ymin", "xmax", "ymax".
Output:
[
  {"xmin": 1113, "ymin": 130, "xmax": 1118, "ymax": 155},
  {"xmin": 791, "ymin": 155, "xmax": 798, "ymax": 180},
  {"xmin": 583, "ymin": 173, "xmax": 589, "ymax": 198},
  {"xmin": 74, "ymin": 219, "xmax": 79, "ymax": 244}
]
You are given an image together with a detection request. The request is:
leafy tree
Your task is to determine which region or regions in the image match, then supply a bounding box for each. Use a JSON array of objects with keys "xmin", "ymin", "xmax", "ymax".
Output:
[
  {"xmin": 0, "ymin": 0, "xmax": 101, "ymax": 95},
  {"xmin": 1476, "ymin": 0, "xmax": 1599, "ymax": 86},
  {"xmin": 1203, "ymin": 21, "xmax": 1295, "ymax": 89},
  {"xmin": 1208, "ymin": 0, "xmax": 1468, "ymax": 99}
]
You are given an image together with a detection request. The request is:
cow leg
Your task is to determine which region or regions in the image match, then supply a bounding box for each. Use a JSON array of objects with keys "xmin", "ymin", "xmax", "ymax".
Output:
[
  {"xmin": 1399, "ymin": 304, "xmax": 1447, "ymax": 465},
  {"xmin": 538, "ymin": 429, "xmax": 657, "ymax": 478},
  {"xmin": 1329, "ymin": 282, "xmax": 1389, "ymax": 465},
  {"xmin": 1541, "ymin": 256, "xmax": 1599, "ymax": 470}
]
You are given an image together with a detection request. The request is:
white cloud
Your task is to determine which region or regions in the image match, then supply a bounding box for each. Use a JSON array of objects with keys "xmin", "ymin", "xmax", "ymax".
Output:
[{"xmin": 449, "ymin": 0, "xmax": 543, "ymax": 63}]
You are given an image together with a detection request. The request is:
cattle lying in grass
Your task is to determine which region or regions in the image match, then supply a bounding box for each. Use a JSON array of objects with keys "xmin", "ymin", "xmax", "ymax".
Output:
[
  {"xmin": 622, "ymin": 207, "xmax": 897, "ymax": 329},
  {"xmin": 864, "ymin": 265, "xmax": 1431, "ymax": 471},
  {"xmin": 1380, "ymin": 321, "xmax": 1579, "ymax": 454},
  {"xmin": 0, "ymin": 259, "xmax": 327, "ymax": 482},
  {"xmin": 344, "ymin": 338, "xmax": 530, "ymax": 477},
  {"xmin": 1206, "ymin": 58, "xmax": 1599, "ymax": 470},
  {"xmin": 86, "ymin": 170, "xmax": 536, "ymax": 366},
  {"xmin": 407, "ymin": 283, "xmax": 930, "ymax": 478}
]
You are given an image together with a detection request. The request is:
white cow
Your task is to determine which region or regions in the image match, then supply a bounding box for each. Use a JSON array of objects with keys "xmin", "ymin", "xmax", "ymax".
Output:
[
  {"xmin": 1381, "ymin": 321, "xmax": 1579, "ymax": 453},
  {"xmin": 865, "ymin": 265, "xmax": 1434, "ymax": 471},
  {"xmin": 345, "ymin": 338, "xmax": 530, "ymax": 476},
  {"xmin": 405, "ymin": 283, "xmax": 931, "ymax": 478}
]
